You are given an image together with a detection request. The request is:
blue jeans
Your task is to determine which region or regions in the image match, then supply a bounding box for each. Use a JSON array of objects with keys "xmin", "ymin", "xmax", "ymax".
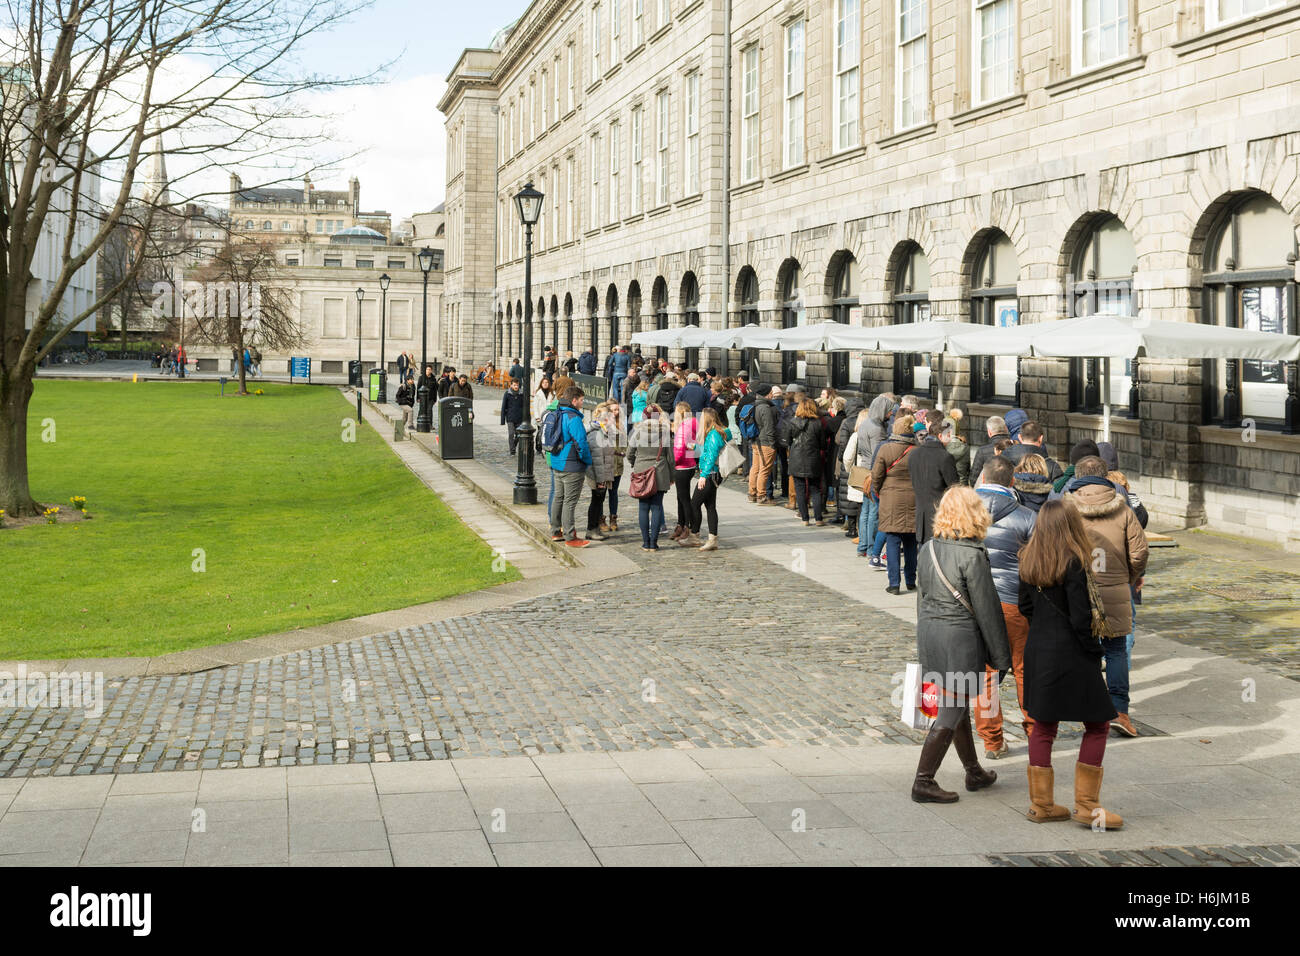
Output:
[
  {"xmin": 638, "ymin": 491, "xmax": 666, "ymax": 548},
  {"xmin": 1102, "ymin": 636, "xmax": 1131, "ymax": 714},
  {"xmin": 885, "ymin": 532, "xmax": 917, "ymax": 589},
  {"xmin": 860, "ymin": 496, "xmax": 879, "ymax": 555}
]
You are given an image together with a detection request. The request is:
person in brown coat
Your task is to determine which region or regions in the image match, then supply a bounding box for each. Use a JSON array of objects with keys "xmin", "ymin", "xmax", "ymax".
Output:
[
  {"xmin": 870, "ymin": 416, "xmax": 919, "ymax": 594},
  {"xmin": 1062, "ymin": 456, "xmax": 1148, "ymax": 738}
]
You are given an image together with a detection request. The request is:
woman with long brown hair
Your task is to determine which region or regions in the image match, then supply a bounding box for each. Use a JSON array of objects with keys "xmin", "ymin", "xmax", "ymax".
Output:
[
  {"xmin": 784, "ymin": 397, "xmax": 827, "ymax": 526},
  {"xmin": 690, "ymin": 407, "xmax": 729, "ymax": 551},
  {"xmin": 670, "ymin": 401, "xmax": 700, "ymax": 545},
  {"xmin": 1017, "ymin": 500, "xmax": 1122, "ymax": 829}
]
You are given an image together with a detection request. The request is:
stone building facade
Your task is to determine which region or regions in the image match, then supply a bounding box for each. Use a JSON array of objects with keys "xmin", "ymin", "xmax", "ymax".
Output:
[
  {"xmin": 441, "ymin": 0, "xmax": 1300, "ymax": 547},
  {"xmin": 229, "ymin": 173, "xmax": 393, "ymax": 244}
]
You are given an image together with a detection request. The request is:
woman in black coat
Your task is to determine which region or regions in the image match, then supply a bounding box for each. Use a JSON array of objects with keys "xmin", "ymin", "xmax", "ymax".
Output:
[
  {"xmin": 1017, "ymin": 500, "xmax": 1122, "ymax": 830},
  {"xmin": 912, "ymin": 486, "xmax": 1011, "ymax": 804},
  {"xmin": 783, "ymin": 398, "xmax": 825, "ymax": 525}
]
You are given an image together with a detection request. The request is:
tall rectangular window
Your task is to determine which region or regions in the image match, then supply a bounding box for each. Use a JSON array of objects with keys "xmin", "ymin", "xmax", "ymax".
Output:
[
  {"xmin": 783, "ymin": 19, "xmax": 805, "ymax": 169},
  {"xmin": 552, "ymin": 166, "xmax": 560, "ymax": 246},
  {"xmin": 656, "ymin": 89, "xmax": 670, "ymax": 206},
  {"xmin": 541, "ymin": 71, "xmax": 548, "ymax": 129},
  {"xmin": 1074, "ymin": 0, "xmax": 1127, "ymax": 72},
  {"xmin": 566, "ymin": 156, "xmax": 576, "ymax": 239},
  {"xmin": 684, "ymin": 72, "xmax": 700, "ymax": 195},
  {"xmin": 631, "ymin": 106, "xmax": 643, "ymax": 214},
  {"xmin": 519, "ymin": 89, "xmax": 526, "ymax": 147},
  {"xmin": 529, "ymin": 81, "xmax": 536, "ymax": 141},
  {"xmin": 633, "ymin": 0, "xmax": 644, "ymax": 45},
  {"xmin": 590, "ymin": 133, "xmax": 601, "ymax": 230},
  {"xmin": 609, "ymin": 122, "xmax": 621, "ymax": 223},
  {"xmin": 567, "ymin": 44, "xmax": 575, "ymax": 111},
  {"xmin": 897, "ymin": 0, "xmax": 928, "ymax": 130},
  {"xmin": 974, "ymin": 0, "xmax": 1014, "ymax": 104},
  {"xmin": 592, "ymin": 4, "xmax": 602, "ymax": 79},
  {"xmin": 555, "ymin": 54, "xmax": 562, "ymax": 119},
  {"xmin": 741, "ymin": 46, "xmax": 759, "ymax": 183},
  {"xmin": 507, "ymin": 102, "xmax": 514, "ymax": 155},
  {"xmin": 611, "ymin": 0, "xmax": 621, "ymax": 63},
  {"xmin": 834, "ymin": 0, "xmax": 860, "ymax": 151},
  {"xmin": 660, "ymin": 0, "xmax": 671, "ymax": 29}
]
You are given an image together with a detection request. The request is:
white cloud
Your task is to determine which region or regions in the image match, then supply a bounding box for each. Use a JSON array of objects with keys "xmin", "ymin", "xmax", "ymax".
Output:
[{"xmin": 299, "ymin": 74, "xmax": 448, "ymax": 220}]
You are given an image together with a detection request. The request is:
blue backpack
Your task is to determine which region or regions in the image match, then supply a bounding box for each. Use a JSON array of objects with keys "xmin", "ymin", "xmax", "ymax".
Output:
[
  {"xmin": 541, "ymin": 407, "xmax": 568, "ymax": 456},
  {"xmin": 738, "ymin": 402, "xmax": 759, "ymax": 440}
]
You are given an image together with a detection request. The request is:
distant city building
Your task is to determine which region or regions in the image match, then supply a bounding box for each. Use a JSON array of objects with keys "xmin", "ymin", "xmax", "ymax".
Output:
[{"xmin": 229, "ymin": 173, "xmax": 392, "ymax": 244}]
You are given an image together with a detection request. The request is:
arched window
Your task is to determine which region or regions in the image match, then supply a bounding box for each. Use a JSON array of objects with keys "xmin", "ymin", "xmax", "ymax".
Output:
[
  {"xmin": 892, "ymin": 243, "xmax": 931, "ymax": 396},
  {"xmin": 969, "ymin": 232, "xmax": 1021, "ymax": 404},
  {"xmin": 681, "ymin": 272, "xmax": 700, "ymax": 371},
  {"xmin": 627, "ymin": 281, "xmax": 642, "ymax": 346},
  {"xmin": 830, "ymin": 255, "xmax": 859, "ymax": 389},
  {"xmin": 497, "ymin": 308, "xmax": 504, "ymax": 359},
  {"xmin": 550, "ymin": 295, "xmax": 560, "ymax": 353},
  {"xmin": 652, "ymin": 277, "xmax": 669, "ymax": 361},
  {"xmin": 262, "ymin": 220, "xmax": 272, "ymax": 230},
  {"xmin": 537, "ymin": 297, "xmax": 546, "ymax": 363},
  {"xmin": 1202, "ymin": 194, "xmax": 1297, "ymax": 429},
  {"xmin": 780, "ymin": 260, "xmax": 803, "ymax": 384},
  {"xmin": 516, "ymin": 301, "xmax": 524, "ymax": 362},
  {"xmin": 564, "ymin": 293, "xmax": 574, "ymax": 352},
  {"xmin": 737, "ymin": 268, "xmax": 759, "ymax": 378},
  {"xmin": 1067, "ymin": 215, "xmax": 1136, "ymax": 413},
  {"xmin": 505, "ymin": 302, "xmax": 513, "ymax": 357},
  {"xmin": 606, "ymin": 284, "xmax": 620, "ymax": 351},
  {"xmin": 587, "ymin": 287, "xmax": 599, "ymax": 356}
]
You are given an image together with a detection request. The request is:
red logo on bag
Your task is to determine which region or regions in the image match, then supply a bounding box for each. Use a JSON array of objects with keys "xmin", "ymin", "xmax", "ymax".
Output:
[{"xmin": 920, "ymin": 682, "xmax": 939, "ymax": 719}]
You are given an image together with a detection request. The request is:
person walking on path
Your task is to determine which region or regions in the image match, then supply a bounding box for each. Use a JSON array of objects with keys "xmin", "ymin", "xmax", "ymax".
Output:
[
  {"xmin": 748, "ymin": 386, "xmax": 781, "ymax": 504},
  {"xmin": 1062, "ymin": 456, "xmax": 1148, "ymax": 738},
  {"xmin": 972, "ymin": 456, "xmax": 1038, "ymax": 759},
  {"xmin": 689, "ymin": 407, "xmax": 728, "ymax": 552},
  {"xmin": 547, "ymin": 384, "xmax": 593, "ymax": 547},
  {"xmin": 670, "ymin": 402, "xmax": 702, "ymax": 545},
  {"xmin": 871, "ymin": 416, "xmax": 920, "ymax": 595},
  {"xmin": 396, "ymin": 373, "xmax": 416, "ymax": 429},
  {"xmin": 627, "ymin": 404, "xmax": 673, "ymax": 550},
  {"xmin": 784, "ymin": 397, "xmax": 827, "ymax": 526},
  {"xmin": 500, "ymin": 378, "xmax": 526, "ymax": 454},
  {"xmin": 1017, "ymin": 500, "xmax": 1123, "ymax": 829},
  {"xmin": 910, "ymin": 415, "xmax": 961, "ymax": 544},
  {"xmin": 911, "ymin": 486, "xmax": 1011, "ymax": 804}
]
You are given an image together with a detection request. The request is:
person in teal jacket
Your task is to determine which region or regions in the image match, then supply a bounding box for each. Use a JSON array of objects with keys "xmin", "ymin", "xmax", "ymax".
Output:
[
  {"xmin": 548, "ymin": 385, "xmax": 593, "ymax": 545},
  {"xmin": 687, "ymin": 407, "xmax": 729, "ymax": 552}
]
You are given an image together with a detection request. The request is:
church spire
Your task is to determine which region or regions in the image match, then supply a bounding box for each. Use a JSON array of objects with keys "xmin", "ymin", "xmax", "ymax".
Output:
[{"xmin": 140, "ymin": 124, "xmax": 171, "ymax": 207}]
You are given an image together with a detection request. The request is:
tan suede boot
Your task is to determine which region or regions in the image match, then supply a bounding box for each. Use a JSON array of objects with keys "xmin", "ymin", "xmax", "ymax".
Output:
[
  {"xmin": 1073, "ymin": 762, "xmax": 1124, "ymax": 830},
  {"xmin": 1025, "ymin": 766, "xmax": 1071, "ymax": 823}
]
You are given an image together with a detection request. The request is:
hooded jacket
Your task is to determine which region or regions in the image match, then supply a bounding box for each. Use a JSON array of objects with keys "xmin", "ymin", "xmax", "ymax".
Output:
[
  {"xmin": 549, "ymin": 403, "xmax": 593, "ymax": 473},
  {"xmin": 753, "ymin": 396, "xmax": 779, "ymax": 447},
  {"xmin": 577, "ymin": 351, "xmax": 597, "ymax": 376},
  {"xmin": 870, "ymin": 435, "xmax": 918, "ymax": 534},
  {"xmin": 1003, "ymin": 408, "xmax": 1029, "ymax": 441},
  {"xmin": 975, "ymin": 485, "xmax": 1037, "ymax": 604},
  {"xmin": 1064, "ymin": 477, "xmax": 1148, "ymax": 636},
  {"xmin": 1011, "ymin": 472, "xmax": 1054, "ymax": 512},
  {"xmin": 859, "ymin": 394, "xmax": 894, "ymax": 467},
  {"xmin": 499, "ymin": 387, "xmax": 526, "ymax": 425},
  {"xmin": 785, "ymin": 415, "xmax": 824, "ymax": 478}
]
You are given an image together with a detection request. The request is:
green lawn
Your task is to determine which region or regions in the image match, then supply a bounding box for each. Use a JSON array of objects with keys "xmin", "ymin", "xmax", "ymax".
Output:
[{"xmin": 1, "ymin": 380, "xmax": 518, "ymax": 659}]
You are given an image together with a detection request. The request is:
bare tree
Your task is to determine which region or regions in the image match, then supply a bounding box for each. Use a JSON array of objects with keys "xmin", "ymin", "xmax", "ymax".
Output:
[
  {"xmin": 97, "ymin": 211, "xmax": 181, "ymax": 345},
  {"xmin": 185, "ymin": 240, "xmax": 300, "ymax": 395},
  {"xmin": 1, "ymin": 0, "xmax": 377, "ymax": 516}
]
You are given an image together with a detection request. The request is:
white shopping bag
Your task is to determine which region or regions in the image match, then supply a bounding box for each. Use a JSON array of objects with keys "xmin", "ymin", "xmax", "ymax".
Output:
[{"xmin": 900, "ymin": 662, "xmax": 935, "ymax": 731}]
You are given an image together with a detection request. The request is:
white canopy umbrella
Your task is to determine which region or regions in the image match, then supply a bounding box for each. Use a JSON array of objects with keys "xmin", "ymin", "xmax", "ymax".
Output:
[
  {"xmin": 630, "ymin": 325, "xmax": 713, "ymax": 349},
  {"xmin": 703, "ymin": 323, "xmax": 784, "ymax": 350}
]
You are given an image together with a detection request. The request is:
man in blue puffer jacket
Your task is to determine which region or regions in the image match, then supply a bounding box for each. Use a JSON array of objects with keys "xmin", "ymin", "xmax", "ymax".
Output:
[
  {"xmin": 610, "ymin": 347, "xmax": 631, "ymax": 409},
  {"xmin": 549, "ymin": 385, "xmax": 594, "ymax": 546},
  {"xmin": 972, "ymin": 455, "xmax": 1037, "ymax": 760}
]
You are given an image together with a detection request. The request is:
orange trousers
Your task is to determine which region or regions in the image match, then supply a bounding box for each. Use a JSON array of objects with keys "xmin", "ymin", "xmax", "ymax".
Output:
[{"xmin": 974, "ymin": 602, "xmax": 1033, "ymax": 749}]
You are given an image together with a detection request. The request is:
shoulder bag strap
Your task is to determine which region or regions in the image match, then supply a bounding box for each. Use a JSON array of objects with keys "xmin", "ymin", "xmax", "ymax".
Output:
[{"xmin": 929, "ymin": 544, "xmax": 976, "ymax": 617}]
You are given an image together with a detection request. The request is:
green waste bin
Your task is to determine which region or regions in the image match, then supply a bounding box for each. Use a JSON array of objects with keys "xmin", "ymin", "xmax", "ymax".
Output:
[{"xmin": 368, "ymin": 368, "xmax": 381, "ymax": 402}]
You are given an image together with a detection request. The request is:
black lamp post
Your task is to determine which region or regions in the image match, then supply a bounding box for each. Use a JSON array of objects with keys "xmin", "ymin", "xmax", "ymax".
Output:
[
  {"xmin": 416, "ymin": 246, "xmax": 435, "ymax": 432},
  {"xmin": 513, "ymin": 181, "xmax": 544, "ymax": 505},
  {"xmin": 355, "ymin": 286, "xmax": 365, "ymax": 423},
  {"xmin": 378, "ymin": 272, "xmax": 391, "ymax": 403}
]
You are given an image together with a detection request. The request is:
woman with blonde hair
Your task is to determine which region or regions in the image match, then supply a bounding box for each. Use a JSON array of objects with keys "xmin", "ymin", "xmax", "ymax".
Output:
[
  {"xmin": 670, "ymin": 402, "xmax": 700, "ymax": 544},
  {"xmin": 689, "ymin": 407, "xmax": 729, "ymax": 551},
  {"xmin": 784, "ymin": 397, "xmax": 827, "ymax": 526},
  {"xmin": 1011, "ymin": 452, "xmax": 1053, "ymax": 513},
  {"xmin": 911, "ymin": 485, "xmax": 1011, "ymax": 804},
  {"xmin": 626, "ymin": 403, "xmax": 673, "ymax": 550},
  {"xmin": 1017, "ymin": 500, "xmax": 1122, "ymax": 829}
]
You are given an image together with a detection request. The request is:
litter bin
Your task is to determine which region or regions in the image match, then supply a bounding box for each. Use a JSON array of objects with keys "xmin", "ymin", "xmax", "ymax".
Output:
[
  {"xmin": 431, "ymin": 396, "xmax": 474, "ymax": 460},
  {"xmin": 348, "ymin": 359, "xmax": 363, "ymax": 387},
  {"xmin": 368, "ymin": 368, "xmax": 383, "ymax": 402}
]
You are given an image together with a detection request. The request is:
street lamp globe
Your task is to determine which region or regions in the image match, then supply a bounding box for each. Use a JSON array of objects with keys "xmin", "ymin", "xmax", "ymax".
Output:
[
  {"xmin": 379, "ymin": 273, "xmax": 391, "ymax": 292},
  {"xmin": 514, "ymin": 181, "xmax": 545, "ymax": 226},
  {"xmin": 418, "ymin": 246, "xmax": 435, "ymax": 275}
]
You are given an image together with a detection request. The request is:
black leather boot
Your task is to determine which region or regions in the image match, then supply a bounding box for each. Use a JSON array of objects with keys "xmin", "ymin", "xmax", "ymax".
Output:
[
  {"xmin": 911, "ymin": 726, "xmax": 958, "ymax": 804},
  {"xmin": 952, "ymin": 715, "xmax": 997, "ymax": 792}
]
